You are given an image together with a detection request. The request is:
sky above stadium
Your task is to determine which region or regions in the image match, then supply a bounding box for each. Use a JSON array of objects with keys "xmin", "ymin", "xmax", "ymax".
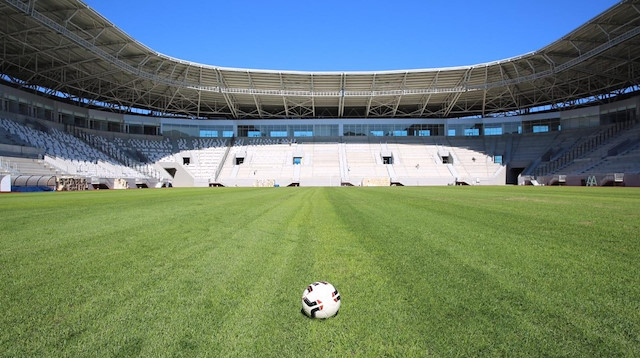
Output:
[{"xmin": 83, "ymin": 0, "xmax": 618, "ymax": 72}]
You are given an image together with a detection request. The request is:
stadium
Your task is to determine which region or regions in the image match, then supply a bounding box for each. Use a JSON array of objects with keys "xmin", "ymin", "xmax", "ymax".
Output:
[
  {"xmin": 1, "ymin": 1, "xmax": 639, "ymax": 357},
  {"xmin": 0, "ymin": 0, "xmax": 639, "ymax": 189}
]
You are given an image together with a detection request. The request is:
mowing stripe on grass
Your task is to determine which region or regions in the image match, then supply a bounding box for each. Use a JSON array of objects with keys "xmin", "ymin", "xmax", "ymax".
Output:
[{"xmin": 0, "ymin": 187, "xmax": 638, "ymax": 357}]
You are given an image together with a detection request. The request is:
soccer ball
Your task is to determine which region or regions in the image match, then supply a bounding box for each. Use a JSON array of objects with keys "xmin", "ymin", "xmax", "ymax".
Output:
[{"xmin": 301, "ymin": 281, "xmax": 341, "ymax": 319}]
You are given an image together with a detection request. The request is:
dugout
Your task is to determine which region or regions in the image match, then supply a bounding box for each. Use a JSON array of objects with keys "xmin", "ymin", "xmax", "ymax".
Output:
[{"xmin": 11, "ymin": 175, "xmax": 56, "ymax": 192}]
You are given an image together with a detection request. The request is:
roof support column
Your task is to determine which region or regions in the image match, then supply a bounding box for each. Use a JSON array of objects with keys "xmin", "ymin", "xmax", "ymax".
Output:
[{"xmin": 338, "ymin": 73, "xmax": 345, "ymax": 117}]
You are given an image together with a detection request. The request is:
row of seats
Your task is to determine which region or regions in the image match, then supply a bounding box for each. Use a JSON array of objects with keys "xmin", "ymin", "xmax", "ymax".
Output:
[
  {"xmin": 0, "ymin": 118, "xmax": 154, "ymax": 180},
  {"xmin": 178, "ymin": 137, "xmax": 226, "ymax": 150},
  {"xmin": 249, "ymin": 138, "xmax": 296, "ymax": 146},
  {"xmin": 0, "ymin": 118, "xmax": 113, "ymax": 163},
  {"xmin": 534, "ymin": 122, "xmax": 640, "ymax": 175}
]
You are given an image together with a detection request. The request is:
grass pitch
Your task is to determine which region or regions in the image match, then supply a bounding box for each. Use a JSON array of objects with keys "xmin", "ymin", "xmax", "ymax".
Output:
[{"xmin": 1, "ymin": 186, "xmax": 639, "ymax": 357}]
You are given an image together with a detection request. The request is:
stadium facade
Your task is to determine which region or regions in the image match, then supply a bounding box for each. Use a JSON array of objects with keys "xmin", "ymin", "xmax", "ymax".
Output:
[{"xmin": 1, "ymin": 0, "xmax": 639, "ymax": 189}]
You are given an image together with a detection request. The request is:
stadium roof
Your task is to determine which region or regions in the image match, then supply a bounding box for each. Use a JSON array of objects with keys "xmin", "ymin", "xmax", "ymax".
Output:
[{"xmin": 1, "ymin": 0, "xmax": 640, "ymax": 119}]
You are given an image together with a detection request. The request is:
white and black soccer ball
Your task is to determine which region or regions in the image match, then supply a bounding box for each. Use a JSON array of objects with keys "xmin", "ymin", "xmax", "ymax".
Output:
[{"xmin": 301, "ymin": 281, "xmax": 341, "ymax": 319}]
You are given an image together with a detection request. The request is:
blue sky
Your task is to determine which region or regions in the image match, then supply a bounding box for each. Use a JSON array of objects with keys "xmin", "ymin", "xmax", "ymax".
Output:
[{"xmin": 83, "ymin": 0, "xmax": 618, "ymax": 72}]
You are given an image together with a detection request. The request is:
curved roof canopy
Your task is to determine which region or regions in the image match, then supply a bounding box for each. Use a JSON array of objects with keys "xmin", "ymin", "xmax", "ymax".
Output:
[{"xmin": 1, "ymin": 0, "xmax": 640, "ymax": 119}]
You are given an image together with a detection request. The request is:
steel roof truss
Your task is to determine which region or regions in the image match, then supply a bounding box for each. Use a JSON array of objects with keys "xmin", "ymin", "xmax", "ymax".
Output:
[
  {"xmin": 392, "ymin": 72, "xmax": 408, "ymax": 117},
  {"xmin": 247, "ymin": 71, "xmax": 264, "ymax": 117},
  {"xmin": 215, "ymin": 68, "xmax": 237, "ymax": 118},
  {"xmin": 443, "ymin": 68, "xmax": 472, "ymax": 117},
  {"xmin": 338, "ymin": 73, "xmax": 345, "ymax": 117}
]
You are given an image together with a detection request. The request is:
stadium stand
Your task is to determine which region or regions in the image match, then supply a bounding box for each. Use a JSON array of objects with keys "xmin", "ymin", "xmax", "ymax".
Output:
[
  {"xmin": 3, "ymin": 105, "xmax": 640, "ymax": 189},
  {"xmin": 0, "ymin": 117, "xmax": 164, "ymax": 189},
  {"xmin": 534, "ymin": 121, "xmax": 638, "ymax": 176}
]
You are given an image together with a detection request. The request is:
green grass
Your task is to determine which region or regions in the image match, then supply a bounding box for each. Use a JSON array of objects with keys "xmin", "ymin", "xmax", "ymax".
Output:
[{"xmin": 1, "ymin": 186, "xmax": 639, "ymax": 357}]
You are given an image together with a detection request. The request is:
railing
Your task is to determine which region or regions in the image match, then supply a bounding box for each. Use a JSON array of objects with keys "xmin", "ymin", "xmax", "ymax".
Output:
[
  {"xmin": 0, "ymin": 157, "xmax": 20, "ymax": 175},
  {"xmin": 214, "ymin": 139, "xmax": 232, "ymax": 183},
  {"xmin": 534, "ymin": 120, "xmax": 635, "ymax": 176}
]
